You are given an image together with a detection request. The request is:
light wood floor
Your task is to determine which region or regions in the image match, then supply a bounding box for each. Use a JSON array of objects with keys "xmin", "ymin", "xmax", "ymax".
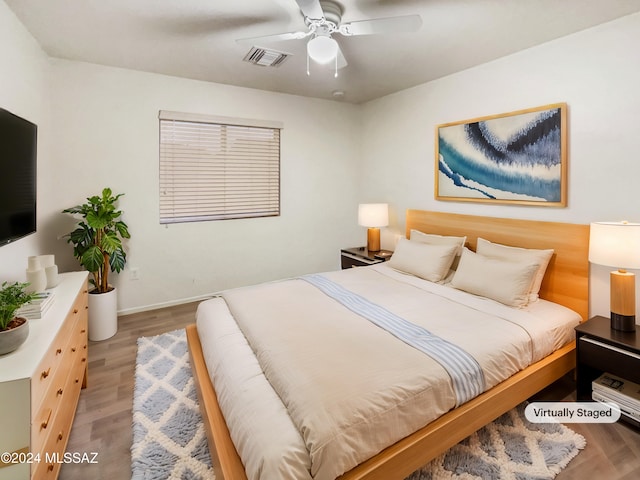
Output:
[{"xmin": 59, "ymin": 302, "xmax": 640, "ymax": 480}]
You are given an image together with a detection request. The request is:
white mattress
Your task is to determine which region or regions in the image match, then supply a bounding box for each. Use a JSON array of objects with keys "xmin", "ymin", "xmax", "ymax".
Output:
[{"xmin": 196, "ymin": 264, "xmax": 580, "ymax": 480}]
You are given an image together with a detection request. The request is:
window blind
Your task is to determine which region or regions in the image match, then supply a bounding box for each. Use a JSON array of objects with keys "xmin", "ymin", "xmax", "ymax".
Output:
[{"xmin": 159, "ymin": 111, "xmax": 281, "ymax": 224}]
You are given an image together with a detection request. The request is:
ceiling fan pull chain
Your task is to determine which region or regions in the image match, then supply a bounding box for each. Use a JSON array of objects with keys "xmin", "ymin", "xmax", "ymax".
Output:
[
  {"xmin": 307, "ymin": 52, "xmax": 311, "ymax": 76},
  {"xmin": 334, "ymin": 55, "xmax": 338, "ymax": 78}
]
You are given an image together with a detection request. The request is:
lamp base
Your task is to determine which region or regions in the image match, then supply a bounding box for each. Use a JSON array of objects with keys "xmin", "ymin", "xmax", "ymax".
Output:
[
  {"xmin": 610, "ymin": 270, "xmax": 636, "ymax": 332},
  {"xmin": 367, "ymin": 227, "xmax": 381, "ymax": 252},
  {"xmin": 610, "ymin": 312, "xmax": 637, "ymax": 332}
]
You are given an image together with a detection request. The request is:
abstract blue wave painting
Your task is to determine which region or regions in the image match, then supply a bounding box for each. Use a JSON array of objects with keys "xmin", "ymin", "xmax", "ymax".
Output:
[{"xmin": 436, "ymin": 103, "xmax": 567, "ymax": 206}]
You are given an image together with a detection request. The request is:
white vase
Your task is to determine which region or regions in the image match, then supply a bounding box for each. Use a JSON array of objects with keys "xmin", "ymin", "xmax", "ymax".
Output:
[
  {"xmin": 27, "ymin": 256, "xmax": 41, "ymax": 271},
  {"xmin": 37, "ymin": 254, "xmax": 55, "ymax": 268},
  {"xmin": 25, "ymin": 267, "xmax": 47, "ymax": 293},
  {"xmin": 45, "ymin": 265, "xmax": 60, "ymax": 288},
  {"xmin": 88, "ymin": 287, "xmax": 118, "ymax": 341}
]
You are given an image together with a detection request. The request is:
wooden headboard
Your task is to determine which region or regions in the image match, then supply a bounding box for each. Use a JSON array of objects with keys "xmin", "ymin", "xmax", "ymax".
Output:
[{"xmin": 406, "ymin": 210, "xmax": 590, "ymax": 320}]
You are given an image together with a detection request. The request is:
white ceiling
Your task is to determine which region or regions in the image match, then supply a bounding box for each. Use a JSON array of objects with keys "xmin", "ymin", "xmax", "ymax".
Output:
[{"xmin": 6, "ymin": 0, "xmax": 640, "ymax": 104}]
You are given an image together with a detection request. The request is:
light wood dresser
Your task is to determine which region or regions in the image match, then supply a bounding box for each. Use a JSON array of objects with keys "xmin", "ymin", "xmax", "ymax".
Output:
[{"xmin": 0, "ymin": 272, "xmax": 89, "ymax": 480}]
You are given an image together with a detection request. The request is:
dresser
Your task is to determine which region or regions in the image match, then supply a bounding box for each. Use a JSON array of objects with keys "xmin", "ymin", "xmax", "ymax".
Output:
[{"xmin": 0, "ymin": 272, "xmax": 89, "ymax": 480}]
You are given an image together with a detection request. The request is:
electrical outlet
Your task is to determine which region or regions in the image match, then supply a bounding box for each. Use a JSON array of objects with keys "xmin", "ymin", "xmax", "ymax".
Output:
[{"xmin": 130, "ymin": 268, "xmax": 140, "ymax": 280}]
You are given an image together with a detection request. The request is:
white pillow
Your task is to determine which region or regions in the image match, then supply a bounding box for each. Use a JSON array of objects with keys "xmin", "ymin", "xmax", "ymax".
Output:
[
  {"xmin": 450, "ymin": 248, "xmax": 540, "ymax": 307},
  {"xmin": 476, "ymin": 238, "xmax": 554, "ymax": 302},
  {"xmin": 388, "ymin": 238, "xmax": 459, "ymax": 283},
  {"xmin": 410, "ymin": 230, "xmax": 467, "ymax": 280},
  {"xmin": 409, "ymin": 230, "xmax": 467, "ymax": 255}
]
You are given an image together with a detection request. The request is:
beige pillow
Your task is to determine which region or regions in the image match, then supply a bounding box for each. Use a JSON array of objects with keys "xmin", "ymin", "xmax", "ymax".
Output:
[
  {"xmin": 450, "ymin": 248, "xmax": 540, "ymax": 307},
  {"xmin": 409, "ymin": 230, "xmax": 467, "ymax": 255},
  {"xmin": 410, "ymin": 230, "xmax": 467, "ymax": 277},
  {"xmin": 476, "ymin": 238, "xmax": 553, "ymax": 302},
  {"xmin": 389, "ymin": 238, "xmax": 459, "ymax": 283}
]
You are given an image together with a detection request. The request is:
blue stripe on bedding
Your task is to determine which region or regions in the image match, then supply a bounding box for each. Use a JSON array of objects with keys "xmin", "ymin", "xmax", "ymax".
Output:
[{"xmin": 301, "ymin": 273, "xmax": 485, "ymax": 406}]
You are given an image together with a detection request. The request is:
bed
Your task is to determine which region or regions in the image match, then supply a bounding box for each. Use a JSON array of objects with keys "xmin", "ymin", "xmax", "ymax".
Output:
[{"xmin": 186, "ymin": 209, "xmax": 590, "ymax": 480}]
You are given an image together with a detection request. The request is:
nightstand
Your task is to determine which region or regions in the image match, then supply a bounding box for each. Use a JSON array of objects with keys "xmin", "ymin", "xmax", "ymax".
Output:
[
  {"xmin": 341, "ymin": 247, "xmax": 393, "ymax": 269},
  {"xmin": 575, "ymin": 316, "xmax": 640, "ymax": 404}
]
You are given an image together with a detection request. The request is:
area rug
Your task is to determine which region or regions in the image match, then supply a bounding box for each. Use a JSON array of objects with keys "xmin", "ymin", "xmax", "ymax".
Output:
[
  {"xmin": 132, "ymin": 329, "xmax": 586, "ymax": 480},
  {"xmin": 131, "ymin": 329, "xmax": 214, "ymax": 479}
]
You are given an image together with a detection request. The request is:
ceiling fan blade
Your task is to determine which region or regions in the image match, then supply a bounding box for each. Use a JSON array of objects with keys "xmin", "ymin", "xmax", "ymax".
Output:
[
  {"xmin": 294, "ymin": 0, "xmax": 325, "ymax": 21},
  {"xmin": 338, "ymin": 14, "xmax": 422, "ymax": 36},
  {"xmin": 236, "ymin": 30, "xmax": 310, "ymax": 45},
  {"xmin": 336, "ymin": 43, "xmax": 348, "ymax": 69}
]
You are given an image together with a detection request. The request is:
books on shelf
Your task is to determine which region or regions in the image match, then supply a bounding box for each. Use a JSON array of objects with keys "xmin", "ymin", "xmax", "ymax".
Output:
[
  {"xmin": 592, "ymin": 373, "xmax": 640, "ymax": 425},
  {"xmin": 16, "ymin": 291, "xmax": 55, "ymax": 320}
]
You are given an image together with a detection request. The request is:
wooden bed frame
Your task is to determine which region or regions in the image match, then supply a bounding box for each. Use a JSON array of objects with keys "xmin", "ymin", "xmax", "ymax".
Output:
[{"xmin": 186, "ymin": 210, "xmax": 590, "ymax": 480}]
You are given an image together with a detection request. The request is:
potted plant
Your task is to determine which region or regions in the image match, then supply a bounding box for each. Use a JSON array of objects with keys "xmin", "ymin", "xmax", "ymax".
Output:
[
  {"xmin": 0, "ymin": 281, "xmax": 37, "ymax": 355},
  {"xmin": 62, "ymin": 187, "xmax": 130, "ymax": 341}
]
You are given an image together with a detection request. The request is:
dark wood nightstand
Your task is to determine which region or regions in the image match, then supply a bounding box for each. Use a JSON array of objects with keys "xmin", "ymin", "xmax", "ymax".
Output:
[
  {"xmin": 340, "ymin": 247, "xmax": 393, "ymax": 269},
  {"xmin": 575, "ymin": 316, "xmax": 640, "ymax": 409}
]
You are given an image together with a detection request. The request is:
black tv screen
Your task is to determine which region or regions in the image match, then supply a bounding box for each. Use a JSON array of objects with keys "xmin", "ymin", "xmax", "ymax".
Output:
[{"xmin": 0, "ymin": 108, "xmax": 37, "ymax": 246}]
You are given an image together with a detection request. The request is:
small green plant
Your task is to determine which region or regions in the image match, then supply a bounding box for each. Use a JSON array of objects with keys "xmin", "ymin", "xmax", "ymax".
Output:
[
  {"xmin": 62, "ymin": 187, "xmax": 131, "ymax": 294},
  {"xmin": 0, "ymin": 282, "xmax": 37, "ymax": 330}
]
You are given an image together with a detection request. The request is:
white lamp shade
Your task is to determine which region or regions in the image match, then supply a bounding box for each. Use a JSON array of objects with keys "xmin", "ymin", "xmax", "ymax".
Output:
[
  {"xmin": 358, "ymin": 203, "xmax": 389, "ymax": 228},
  {"xmin": 589, "ymin": 221, "xmax": 640, "ymax": 269},
  {"xmin": 307, "ymin": 36, "xmax": 338, "ymax": 64}
]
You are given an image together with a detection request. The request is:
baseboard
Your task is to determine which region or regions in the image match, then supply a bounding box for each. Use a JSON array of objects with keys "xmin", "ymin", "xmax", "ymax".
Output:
[{"xmin": 117, "ymin": 293, "xmax": 216, "ymax": 316}]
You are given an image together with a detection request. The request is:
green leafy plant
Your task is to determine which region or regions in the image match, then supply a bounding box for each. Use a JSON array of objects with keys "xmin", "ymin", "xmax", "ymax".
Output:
[
  {"xmin": 0, "ymin": 282, "xmax": 37, "ymax": 330},
  {"xmin": 62, "ymin": 187, "xmax": 131, "ymax": 294}
]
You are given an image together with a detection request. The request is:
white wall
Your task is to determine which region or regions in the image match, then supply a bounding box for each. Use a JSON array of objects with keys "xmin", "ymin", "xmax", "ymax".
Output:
[
  {"xmin": 0, "ymin": 1, "xmax": 51, "ymax": 283},
  {"xmin": 46, "ymin": 60, "xmax": 362, "ymax": 313},
  {"xmin": 360, "ymin": 13, "xmax": 640, "ymax": 319},
  {"xmin": 4, "ymin": 2, "xmax": 640, "ymax": 319}
]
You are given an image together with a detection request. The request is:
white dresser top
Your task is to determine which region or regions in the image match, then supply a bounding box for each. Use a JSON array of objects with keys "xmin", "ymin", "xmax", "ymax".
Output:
[{"xmin": 0, "ymin": 271, "xmax": 88, "ymax": 382}]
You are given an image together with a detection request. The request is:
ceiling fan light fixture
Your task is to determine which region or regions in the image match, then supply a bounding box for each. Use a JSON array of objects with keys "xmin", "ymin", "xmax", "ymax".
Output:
[{"xmin": 307, "ymin": 35, "xmax": 338, "ymax": 64}]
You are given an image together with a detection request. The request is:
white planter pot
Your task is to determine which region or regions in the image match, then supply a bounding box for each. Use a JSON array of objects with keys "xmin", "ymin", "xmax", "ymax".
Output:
[
  {"xmin": 88, "ymin": 287, "xmax": 118, "ymax": 341},
  {"xmin": 0, "ymin": 318, "xmax": 29, "ymax": 355}
]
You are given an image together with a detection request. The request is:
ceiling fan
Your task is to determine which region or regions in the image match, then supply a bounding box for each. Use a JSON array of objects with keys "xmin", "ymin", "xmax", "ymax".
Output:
[{"xmin": 237, "ymin": 0, "xmax": 422, "ymax": 74}]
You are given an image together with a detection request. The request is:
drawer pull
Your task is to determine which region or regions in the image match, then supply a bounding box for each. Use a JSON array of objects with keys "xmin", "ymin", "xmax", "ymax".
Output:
[
  {"xmin": 81, "ymin": 357, "xmax": 87, "ymax": 363},
  {"xmin": 41, "ymin": 409, "xmax": 52, "ymax": 430},
  {"xmin": 57, "ymin": 432, "xmax": 64, "ymax": 441},
  {"xmin": 57, "ymin": 388, "xmax": 64, "ymax": 396},
  {"xmin": 73, "ymin": 308, "xmax": 79, "ymax": 314},
  {"xmin": 47, "ymin": 464, "xmax": 54, "ymax": 472},
  {"xmin": 71, "ymin": 347, "xmax": 77, "ymax": 353},
  {"xmin": 41, "ymin": 367, "xmax": 51, "ymax": 379},
  {"xmin": 81, "ymin": 329, "xmax": 87, "ymax": 333},
  {"xmin": 56, "ymin": 348, "xmax": 62, "ymax": 355}
]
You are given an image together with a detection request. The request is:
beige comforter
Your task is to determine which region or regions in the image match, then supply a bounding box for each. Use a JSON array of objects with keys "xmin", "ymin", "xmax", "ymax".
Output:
[{"xmin": 202, "ymin": 265, "xmax": 577, "ymax": 480}]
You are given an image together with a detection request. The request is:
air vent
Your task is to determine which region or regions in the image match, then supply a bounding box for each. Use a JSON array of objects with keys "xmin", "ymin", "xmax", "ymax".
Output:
[{"xmin": 243, "ymin": 47, "xmax": 290, "ymax": 67}]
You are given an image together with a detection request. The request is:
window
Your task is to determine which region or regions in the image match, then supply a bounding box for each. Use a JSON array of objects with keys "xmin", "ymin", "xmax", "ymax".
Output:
[{"xmin": 159, "ymin": 110, "xmax": 282, "ymax": 224}]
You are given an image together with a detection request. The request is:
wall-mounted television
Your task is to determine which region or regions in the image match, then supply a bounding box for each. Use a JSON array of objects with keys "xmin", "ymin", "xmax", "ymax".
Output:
[{"xmin": 0, "ymin": 108, "xmax": 37, "ymax": 246}]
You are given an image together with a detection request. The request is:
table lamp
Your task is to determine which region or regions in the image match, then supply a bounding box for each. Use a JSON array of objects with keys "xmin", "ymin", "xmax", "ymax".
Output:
[
  {"xmin": 358, "ymin": 203, "xmax": 388, "ymax": 252},
  {"xmin": 589, "ymin": 221, "xmax": 640, "ymax": 332}
]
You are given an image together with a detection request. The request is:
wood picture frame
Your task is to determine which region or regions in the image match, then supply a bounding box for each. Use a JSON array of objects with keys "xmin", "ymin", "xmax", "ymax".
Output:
[{"xmin": 435, "ymin": 103, "xmax": 567, "ymax": 207}]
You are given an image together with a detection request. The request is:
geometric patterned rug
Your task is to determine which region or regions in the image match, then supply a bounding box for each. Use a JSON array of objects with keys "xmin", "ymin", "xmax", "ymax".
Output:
[
  {"xmin": 131, "ymin": 329, "xmax": 214, "ymax": 479},
  {"xmin": 131, "ymin": 329, "xmax": 585, "ymax": 480},
  {"xmin": 407, "ymin": 402, "xmax": 586, "ymax": 480}
]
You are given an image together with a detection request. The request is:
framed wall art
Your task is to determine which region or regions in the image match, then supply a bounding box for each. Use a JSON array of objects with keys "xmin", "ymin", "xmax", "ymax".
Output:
[{"xmin": 435, "ymin": 103, "xmax": 567, "ymax": 207}]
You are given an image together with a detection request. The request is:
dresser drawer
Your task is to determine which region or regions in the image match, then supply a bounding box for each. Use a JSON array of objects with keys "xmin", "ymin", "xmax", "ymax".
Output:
[
  {"xmin": 32, "ymin": 411, "xmax": 69, "ymax": 480},
  {"xmin": 31, "ymin": 365, "xmax": 67, "ymax": 455},
  {"xmin": 31, "ymin": 309, "xmax": 88, "ymax": 450},
  {"xmin": 30, "ymin": 286, "xmax": 87, "ymax": 415},
  {"xmin": 31, "ymin": 329, "xmax": 71, "ymax": 415},
  {"xmin": 578, "ymin": 336, "xmax": 640, "ymax": 384}
]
